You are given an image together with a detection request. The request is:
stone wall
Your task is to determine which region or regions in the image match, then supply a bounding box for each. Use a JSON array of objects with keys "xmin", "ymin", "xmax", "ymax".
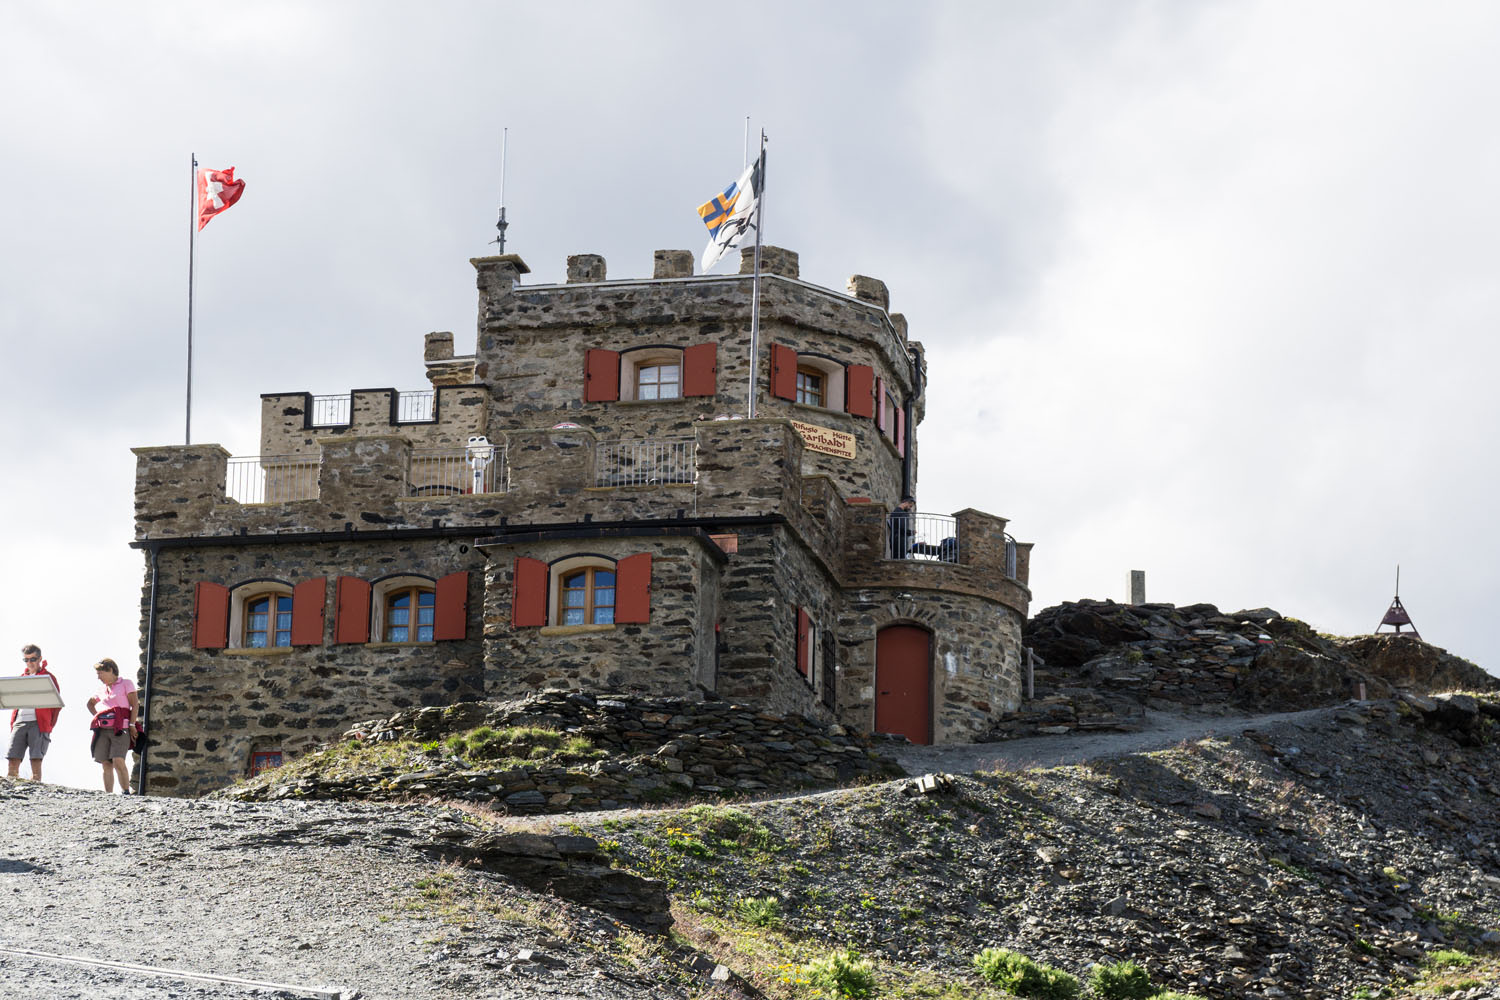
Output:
[
  {"xmin": 478, "ymin": 533, "xmax": 724, "ymax": 701},
  {"xmin": 836, "ymin": 587, "xmax": 1025, "ymax": 742},
  {"xmin": 139, "ymin": 537, "xmax": 487, "ymax": 796}
]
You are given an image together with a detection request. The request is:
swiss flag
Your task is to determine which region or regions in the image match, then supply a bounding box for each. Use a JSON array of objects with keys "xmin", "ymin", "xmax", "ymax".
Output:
[{"xmin": 196, "ymin": 166, "xmax": 245, "ymax": 231}]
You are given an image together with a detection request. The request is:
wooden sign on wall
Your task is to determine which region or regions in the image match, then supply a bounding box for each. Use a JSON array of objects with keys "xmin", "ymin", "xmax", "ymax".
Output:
[{"xmin": 790, "ymin": 420, "xmax": 856, "ymax": 460}]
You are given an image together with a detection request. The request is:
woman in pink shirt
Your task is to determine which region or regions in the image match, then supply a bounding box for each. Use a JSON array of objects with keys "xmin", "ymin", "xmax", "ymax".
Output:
[{"xmin": 86, "ymin": 658, "xmax": 139, "ymax": 794}]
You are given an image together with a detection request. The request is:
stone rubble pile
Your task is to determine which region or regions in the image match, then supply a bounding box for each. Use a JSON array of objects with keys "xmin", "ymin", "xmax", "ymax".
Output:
[
  {"xmin": 593, "ymin": 694, "xmax": 1500, "ymax": 999},
  {"xmin": 1001, "ymin": 599, "xmax": 1496, "ymax": 738},
  {"xmin": 221, "ymin": 689, "xmax": 903, "ymax": 811}
]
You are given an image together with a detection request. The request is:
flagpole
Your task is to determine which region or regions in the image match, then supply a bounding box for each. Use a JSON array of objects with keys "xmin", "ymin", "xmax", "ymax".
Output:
[
  {"xmin": 746, "ymin": 130, "xmax": 767, "ymax": 419},
  {"xmin": 185, "ymin": 154, "xmax": 197, "ymax": 445}
]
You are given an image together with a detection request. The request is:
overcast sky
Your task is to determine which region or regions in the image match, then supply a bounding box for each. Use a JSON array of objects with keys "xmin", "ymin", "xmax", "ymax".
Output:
[{"xmin": 5, "ymin": 1, "xmax": 1497, "ymax": 790}]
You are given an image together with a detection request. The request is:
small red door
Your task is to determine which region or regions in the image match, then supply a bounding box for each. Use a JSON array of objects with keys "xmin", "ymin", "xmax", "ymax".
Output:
[{"xmin": 875, "ymin": 625, "xmax": 932, "ymax": 745}]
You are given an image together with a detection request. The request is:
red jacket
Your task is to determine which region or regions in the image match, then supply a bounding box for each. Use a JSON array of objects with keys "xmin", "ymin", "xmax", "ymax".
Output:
[{"xmin": 9, "ymin": 663, "xmax": 61, "ymax": 734}]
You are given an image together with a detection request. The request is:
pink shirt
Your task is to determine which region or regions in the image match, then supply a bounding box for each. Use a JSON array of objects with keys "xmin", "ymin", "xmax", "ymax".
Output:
[{"xmin": 95, "ymin": 677, "xmax": 136, "ymax": 712}]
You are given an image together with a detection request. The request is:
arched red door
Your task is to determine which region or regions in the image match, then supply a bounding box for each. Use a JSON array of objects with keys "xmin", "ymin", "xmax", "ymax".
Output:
[{"xmin": 875, "ymin": 625, "xmax": 932, "ymax": 745}]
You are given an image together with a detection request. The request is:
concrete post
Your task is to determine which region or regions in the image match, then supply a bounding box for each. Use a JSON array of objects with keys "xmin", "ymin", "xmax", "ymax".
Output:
[{"xmin": 1130, "ymin": 570, "xmax": 1146, "ymax": 605}]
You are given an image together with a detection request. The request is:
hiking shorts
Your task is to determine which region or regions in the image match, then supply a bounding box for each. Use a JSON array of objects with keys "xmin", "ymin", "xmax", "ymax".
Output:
[
  {"xmin": 91, "ymin": 729, "xmax": 131, "ymax": 763},
  {"xmin": 7, "ymin": 723, "xmax": 50, "ymax": 761}
]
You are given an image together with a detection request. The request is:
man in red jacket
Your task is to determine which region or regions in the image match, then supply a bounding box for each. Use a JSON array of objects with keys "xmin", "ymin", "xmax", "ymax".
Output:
[{"xmin": 7, "ymin": 644, "xmax": 61, "ymax": 782}]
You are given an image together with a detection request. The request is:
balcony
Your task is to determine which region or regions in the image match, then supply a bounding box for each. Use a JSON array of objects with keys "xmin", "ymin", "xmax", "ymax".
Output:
[
  {"xmin": 593, "ymin": 439, "xmax": 696, "ymax": 487},
  {"xmin": 885, "ymin": 512, "xmax": 960, "ymax": 563},
  {"xmin": 225, "ymin": 455, "xmax": 320, "ymax": 504},
  {"xmin": 408, "ymin": 446, "xmax": 507, "ymax": 496},
  {"xmin": 308, "ymin": 388, "xmax": 435, "ymax": 428}
]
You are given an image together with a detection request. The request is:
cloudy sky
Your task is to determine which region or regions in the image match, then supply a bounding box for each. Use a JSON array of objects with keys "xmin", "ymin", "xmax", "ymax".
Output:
[{"xmin": 4, "ymin": 1, "xmax": 1497, "ymax": 789}]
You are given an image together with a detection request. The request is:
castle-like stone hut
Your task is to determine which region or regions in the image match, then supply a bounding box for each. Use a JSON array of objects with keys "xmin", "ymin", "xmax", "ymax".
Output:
[{"xmin": 131, "ymin": 246, "xmax": 1033, "ymax": 794}]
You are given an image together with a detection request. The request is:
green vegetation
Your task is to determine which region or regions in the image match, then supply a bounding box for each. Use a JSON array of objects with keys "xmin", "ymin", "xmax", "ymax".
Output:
[
  {"xmin": 442, "ymin": 724, "xmax": 599, "ymax": 763},
  {"xmin": 1087, "ymin": 960, "xmax": 1156, "ymax": 999},
  {"xmin": 1424, "ymin": 949, "xmax": 1476, "ymax": 970},
  {"xmin": 973, "ymin": 947, "xmax": 1080, "ymax": 999},
  {"xmin": 733, "ymin": 895, "xmax": 782, "ymax": 928},
  {"xmin": 799, "ymin": 948, "xmax": 877, "ymax": 998}
]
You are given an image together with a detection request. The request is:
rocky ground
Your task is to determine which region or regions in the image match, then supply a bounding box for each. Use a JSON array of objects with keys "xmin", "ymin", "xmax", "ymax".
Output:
[
  {"xmin": 5, "ymin": 692, "xmax": 1499, "ymax": 999},
  {"xmin": 1007, "ymin": 600, "xmax": 1497, "ymax": 738},
  {"xmin": 6, "ymin": 603, "xmax": 1498, "ymax": 1000}
]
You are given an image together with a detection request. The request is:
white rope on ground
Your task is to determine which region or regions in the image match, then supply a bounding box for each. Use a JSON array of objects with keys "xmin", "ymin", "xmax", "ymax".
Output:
[{"xmin": 0, "ymin": 946, "xmax": 345, "ymax": 998}]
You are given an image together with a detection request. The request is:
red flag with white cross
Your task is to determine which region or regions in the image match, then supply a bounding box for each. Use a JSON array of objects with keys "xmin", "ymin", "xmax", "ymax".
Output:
[{"xmin": 196, "ymin": 166, "xmax": 245, "ymax": 231}]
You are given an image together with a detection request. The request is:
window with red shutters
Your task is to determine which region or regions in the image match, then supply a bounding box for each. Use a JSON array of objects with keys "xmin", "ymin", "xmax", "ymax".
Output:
[
  {"xmin": 512, "ymin": 557, "xmax": 549, "ymax": 627},
  {"xmin": 584, "ymin": 348, "xmax": 620, "ymax": 402},
  {"xmin": 289, "ymin": 578, "xmax": 327, "ymax": 646},
  {"xmin": 615, "ymin": 553, "xmax": 652, "ymax": 624},
  {"xmin": 192, "ymin": 582, "xmax": 230, "ymax": 649},
  {"xmin": 845, "ymin": 364, "xmax": 875, "ymax": 418},
  {"xmin": 333, "ymin": 576, "xmax": 371, "ymax": 644},
  {"xmin": 796, "ymin": 607, "xmax": 811, "ymax": 677},
  {"xmin": 770, "ymin": 343, "xmax": 798, "ymax": 401},
  {"xmin": 682, "ymin": 343, "xmax": 718, "ymax": 397},
  {"xmin": 434, "ymin": 571, "xmax": 469, "ymax": 640}
]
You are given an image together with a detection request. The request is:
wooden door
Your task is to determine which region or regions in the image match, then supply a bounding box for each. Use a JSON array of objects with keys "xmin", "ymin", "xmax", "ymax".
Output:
[{"xmin": 875, "ymin": 625, "xmax": 932, "ymax": 745}]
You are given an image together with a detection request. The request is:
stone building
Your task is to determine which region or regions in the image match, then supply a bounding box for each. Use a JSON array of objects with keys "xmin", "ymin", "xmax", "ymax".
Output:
[{"xmin": 130, "ymin": 246, "xmax": 1033, "ymax": 795}]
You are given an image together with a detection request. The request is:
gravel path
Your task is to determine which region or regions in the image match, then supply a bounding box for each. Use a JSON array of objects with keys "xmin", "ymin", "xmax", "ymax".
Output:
[{"xmin": 889, "ymin": 706, "xmax": 1334, "ymax": 774}]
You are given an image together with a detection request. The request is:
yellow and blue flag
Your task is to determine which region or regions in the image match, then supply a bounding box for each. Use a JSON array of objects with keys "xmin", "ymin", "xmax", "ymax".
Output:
[{"xmin": 698, "ymin": 152, "xmax": 764, "ymax": 271}]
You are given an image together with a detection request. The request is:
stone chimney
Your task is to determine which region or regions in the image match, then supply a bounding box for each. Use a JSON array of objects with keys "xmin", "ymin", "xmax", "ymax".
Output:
[
  {"xmin": 567, "ymin": 254, "xmax": 607, "ymax": 283},
  {"xmin": 471, "ymin": 254, "xmax": 530, "ymax": 299},
  {"xmin": 424, "ymin": 331, "xmax": 454, "ymax": 362}
]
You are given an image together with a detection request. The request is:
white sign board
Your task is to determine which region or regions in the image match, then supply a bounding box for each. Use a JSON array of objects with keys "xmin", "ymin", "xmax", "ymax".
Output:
[{"xmin": 0, "ymin": 675, "xmax": 65, "ymax": 710}]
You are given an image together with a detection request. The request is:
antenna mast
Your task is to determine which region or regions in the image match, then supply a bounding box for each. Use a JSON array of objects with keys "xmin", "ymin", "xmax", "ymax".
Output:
[{"xmin": 492, "ymin": 128, "xmax": 509, "ymax": 254}]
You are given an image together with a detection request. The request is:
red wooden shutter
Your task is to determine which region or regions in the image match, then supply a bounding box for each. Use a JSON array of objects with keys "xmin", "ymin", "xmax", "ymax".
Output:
[
  {"xmin": 875, "ymin": 377, "xmax": 886, "ymax": 432},
  {"xmin": 770, "ymin": 343, "xmax": 798, "ymax": 401},
  {"xmin": 584, "ymin": 348, "xmax": 620, "ymax": 402},
  {"xmin": 512, "ymin": 557, "xmax": 549, "ymax": 627},
  {"xmin": 796, "ymin": 607, "xmax": 811, "ymax": 677},
  {"xmin": 846, "ymin": 364, "xmax": 874, "ymax": 418},
  {"xmin": 895, "ymin": 406, "xmax": 907, "ymax": 457},
  {"xmin": 614, "ymin": 552, "xmax": 652, "ymax": 624},
  {"xmin": 333, "ymin": 576, "xmax": 371, "ymax": 644},
  {"xmin": 290, "ymin": 578, "xmax": 326, "ymax": 646},
  {"xmin": 434, "ymin": 571, "xmax": 469, "ymax": 641},
  {"xmin": 192, "ymin": 582, "xmax": 230, "ymax": 649},
  {"xmin": 683, "ymin": 343, "xmax": 718, "ymax": 397}
]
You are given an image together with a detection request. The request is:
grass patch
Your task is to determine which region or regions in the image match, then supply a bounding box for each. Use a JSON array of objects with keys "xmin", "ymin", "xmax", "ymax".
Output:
[{"xmin": 442, "ymin": 724, "xmax": 600, "ymax": 763}]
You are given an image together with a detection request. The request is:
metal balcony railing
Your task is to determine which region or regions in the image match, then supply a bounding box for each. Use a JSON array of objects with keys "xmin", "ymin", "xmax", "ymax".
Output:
[
  {"xmin": 594, "ymin": 439, "xmax": 696, "ymax": 487},
  {"xmin": 310, "ymin": 394, "xmax": 350, "ymax": 427},
  {"xmin": 226, "ymin": 456, "xmax": 320, "ymax": 504},
  {"xmin": 397, "ymin": 389, "xmax": 435, "ymax": 423},
  {"xmin": 1004, "ymin": 533, "xmax": 1018, "ymax": 578},
  {"xmin": 408, "ymin": 446, "xmax": 506, "ymax": 496},
  {"xmin": 885, "ymin": 512, "xmax": 960, "ymax": 563}
]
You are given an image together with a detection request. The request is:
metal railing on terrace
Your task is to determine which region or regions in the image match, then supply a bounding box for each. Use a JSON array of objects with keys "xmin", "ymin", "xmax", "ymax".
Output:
[
  {"xmin": 308, "ymin": 389, "xmax": 435, "ymax": 428},
  {"xmin": 310, "ymin": 394, "xmax": 350, "ymax": 427},
  {"xmin": 885, "ymin": 512, "xmax": 960, "ymax": 564},
  {"xmin": 225, "ymin": 456, "xmax": 320, "ymax": 504},
  {"xmin": 408, "ymin": 446, "xmax": 506, "ymax": 496},
  {"xmin": 594, "ymin": 439, "xmax": 696, "ymax": 487},
  {"xmin": 397, "ymin": 390, "xmax": 434, "ymax": 423}
]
